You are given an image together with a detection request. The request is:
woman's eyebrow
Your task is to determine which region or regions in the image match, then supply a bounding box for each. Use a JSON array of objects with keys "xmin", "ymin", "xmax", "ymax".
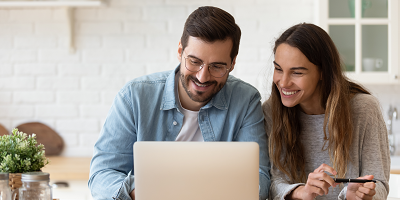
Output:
[
  {"xmin": 273, "ymin": 61, "xmax": 280, "ymax": 67},
  {"xmin": 290, "ymin": 67, "xmax": 308, "ymax": 71},
  {"xmin": 273, "ymin": 61, "xmax": 308, "ymax": 70}
]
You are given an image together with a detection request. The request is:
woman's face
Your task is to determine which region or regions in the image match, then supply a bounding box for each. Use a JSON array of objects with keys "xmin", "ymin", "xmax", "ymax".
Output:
[{"xmin": 273, "ymin": 43, "xmax": 323, "ymax": 115}]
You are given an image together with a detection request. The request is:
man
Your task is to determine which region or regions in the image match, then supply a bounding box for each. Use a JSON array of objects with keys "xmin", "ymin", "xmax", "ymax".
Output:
[{"xmin": 88, "ymin": 6, "xmax": 270, "ymax": 200}]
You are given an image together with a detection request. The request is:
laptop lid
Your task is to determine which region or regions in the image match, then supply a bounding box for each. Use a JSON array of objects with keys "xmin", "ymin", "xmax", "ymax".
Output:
[{"xmin": 133, "ymin": 141, "xmax": 259, "ymax": 200}]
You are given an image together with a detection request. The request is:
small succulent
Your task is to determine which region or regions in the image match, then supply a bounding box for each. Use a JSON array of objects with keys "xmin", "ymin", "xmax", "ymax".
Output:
[{"xmin": 0, "ymin": 128, "xmax": 49, "ymax": 173}]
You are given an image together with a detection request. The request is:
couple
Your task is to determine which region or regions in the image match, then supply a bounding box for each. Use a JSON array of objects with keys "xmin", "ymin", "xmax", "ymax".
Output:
[{"xmin": 88, "ymin": 6, "xmax": 390, "ymax": 200}]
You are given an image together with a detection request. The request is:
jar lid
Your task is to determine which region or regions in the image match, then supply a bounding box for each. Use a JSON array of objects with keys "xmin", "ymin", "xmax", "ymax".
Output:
[
  {"xmin": 21, "ymin": 172, "xmax": 50, "ymax": 182},
  {"xmin": 0, "ymin": 172, "xmax": 9, "ymax": 180}
]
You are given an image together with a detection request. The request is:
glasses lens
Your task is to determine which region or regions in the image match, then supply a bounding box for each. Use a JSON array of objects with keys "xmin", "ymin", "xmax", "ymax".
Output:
[
  {"xmin": 185, "ymin": 57, "xmax": 203, "ymax": 72},
  {"xmin": 184, "ymin": 56, "xmax": 229, "ymax": 78},
  {"xmin": 209, "ymin": 64, "xmax": 228, "ymax": 77}
]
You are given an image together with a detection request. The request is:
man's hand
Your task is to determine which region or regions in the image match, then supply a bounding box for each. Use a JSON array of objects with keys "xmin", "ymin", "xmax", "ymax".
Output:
[
  {"xmin": 346, "ymin": 175, "xmax": 376, "ymax": 200},
  {"xmin": 130, "ymin": 189, "xmax": 135, "ymax": 200}
]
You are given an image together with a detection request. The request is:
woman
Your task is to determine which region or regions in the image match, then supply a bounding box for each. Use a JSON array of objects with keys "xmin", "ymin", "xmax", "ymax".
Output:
[{"xmin": 263, "ymin": 23, "xmax": 390, "ymax": 200}]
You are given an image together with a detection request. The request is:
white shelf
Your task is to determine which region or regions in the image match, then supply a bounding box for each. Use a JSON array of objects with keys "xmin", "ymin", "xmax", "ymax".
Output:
[
  {"xmin": 0, "ymin": 0, "xmax": 104, "ymax": 7},
  {"xmin": 0, "ymin": 0, "xmax": 105, "ymax": 53}
]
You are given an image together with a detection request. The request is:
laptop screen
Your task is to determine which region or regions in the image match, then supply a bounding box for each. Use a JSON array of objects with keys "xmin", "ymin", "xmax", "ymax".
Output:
[{"xmin": 134, "ymin": 141, "xmax": 259, "ymax": 200}]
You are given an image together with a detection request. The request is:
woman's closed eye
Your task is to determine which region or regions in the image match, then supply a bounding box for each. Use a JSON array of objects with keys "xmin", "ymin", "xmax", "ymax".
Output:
[{"xmin": 292, "ymin": 71, "xmax": 303, "ymax": 75}]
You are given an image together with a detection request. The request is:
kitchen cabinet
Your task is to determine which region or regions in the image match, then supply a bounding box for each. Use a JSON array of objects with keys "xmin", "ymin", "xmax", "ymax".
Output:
[
  {"xmin": 317, "ymin": 0, "xmax": 399, "ymax": 84},
  {"xmin": 392, "ymin": 156, "xmax": 400, "ymax": 174},
  {"xmin": 52, "ymin": 180, "xmax": 93, "ymax": 200},
  {"xmin": 389, "ymin": 173, "xmax": 400, "ymax": 199},
  {"xmin": 41, "ymin": 157, "xmax": 93, "ymax": 200}
]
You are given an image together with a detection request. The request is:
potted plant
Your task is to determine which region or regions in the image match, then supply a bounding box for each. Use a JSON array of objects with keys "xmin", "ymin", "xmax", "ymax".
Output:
[{"xmin": 0, "ymin": 128, "xmax": 49, "ymax": 199}]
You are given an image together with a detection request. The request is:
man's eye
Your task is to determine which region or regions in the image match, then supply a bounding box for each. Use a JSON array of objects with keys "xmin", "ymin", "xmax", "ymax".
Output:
[
  {"xmin": 190, "ymin": 59, "xmax": 202, "ymax": 65},
  {"xmin": 211, "ymin": 65, "xmax": 226, "ymax": 70}
]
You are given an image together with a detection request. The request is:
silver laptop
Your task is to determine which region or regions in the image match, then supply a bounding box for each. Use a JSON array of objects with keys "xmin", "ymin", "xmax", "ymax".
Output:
[{"xmin": 133, "ymin": 141, "xmax": 259, "ymax": 200}]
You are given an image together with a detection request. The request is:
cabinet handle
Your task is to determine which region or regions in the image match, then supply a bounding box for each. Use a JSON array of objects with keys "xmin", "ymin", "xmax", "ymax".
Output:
[{"xmin": 52, "ymin": 181, "xmax": 69, "ymax": 188}]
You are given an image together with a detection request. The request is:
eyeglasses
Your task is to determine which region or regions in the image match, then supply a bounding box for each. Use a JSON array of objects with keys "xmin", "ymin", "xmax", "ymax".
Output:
[{"xmin": 183, "ymin": 52, "xmax": 231, "ymax": 78}]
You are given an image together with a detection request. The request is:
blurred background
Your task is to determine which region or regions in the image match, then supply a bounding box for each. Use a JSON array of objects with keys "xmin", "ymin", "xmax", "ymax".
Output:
[
  {"xmin": 0, "ymin": 0, "xmax": 399, "ymax": 158},
  {"xmin": 1, "ymin": 0, "xmax": 400, "ymax": 199}
]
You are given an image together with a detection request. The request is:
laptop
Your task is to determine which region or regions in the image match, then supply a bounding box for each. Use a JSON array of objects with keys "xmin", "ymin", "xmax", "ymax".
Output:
[{"xmin": 133, "ymin": 141, "xmax": 259, "ymax": 200}]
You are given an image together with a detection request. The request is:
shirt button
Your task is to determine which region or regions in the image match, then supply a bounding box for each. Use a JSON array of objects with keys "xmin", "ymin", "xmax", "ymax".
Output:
[{"xmin": 173, "ymin": 121, "xmax": 177, "ymax": 125}]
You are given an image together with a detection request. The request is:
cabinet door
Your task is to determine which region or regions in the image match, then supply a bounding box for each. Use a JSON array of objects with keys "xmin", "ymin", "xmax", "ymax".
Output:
[
  {"xmin": 52, "ymin": 180, "xmax": 93, "ymax": 200},
  {"xmin": 318, "ymin": 0, "xmax": 399, "ymax": 84}
]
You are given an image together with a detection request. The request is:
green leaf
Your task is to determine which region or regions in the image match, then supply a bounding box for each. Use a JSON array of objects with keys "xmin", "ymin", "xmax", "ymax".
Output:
[{"xmin": 0, "ymin": 128, "xmax": 49, "ymax": 173}]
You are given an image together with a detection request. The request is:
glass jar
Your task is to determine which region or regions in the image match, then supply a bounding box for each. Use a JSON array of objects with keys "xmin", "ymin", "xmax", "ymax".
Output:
[
  {"xmin": 18, "ymin": 172, "xmax": 52, "ymax": 200},
  {"xmin": 0, "ymin": 172, "xmax": 12, "ymax": 200}
]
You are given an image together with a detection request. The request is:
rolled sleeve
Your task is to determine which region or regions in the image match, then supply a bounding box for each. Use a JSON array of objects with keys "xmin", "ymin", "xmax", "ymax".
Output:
[
  {"xmin": 112, "ymin": 171, "xmax": 135, "ymax": 200},
  {"xmin": 89, "ymin": 87, "xmax": 137, "ymax": 200},
  {"xmin": 234, "ymin": 91, "xmax": 271, "ymax": 200}
]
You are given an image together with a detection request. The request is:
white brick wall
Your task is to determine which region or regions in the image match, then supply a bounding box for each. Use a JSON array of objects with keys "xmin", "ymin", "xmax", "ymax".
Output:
[
  {"xmin": 15, "ymin": 64, "xmax": 57, "ymax": 75},
  {"xmin": 14, "ymin": 91, "xmax": 54, "ymax": 103},
  {"xmin": 0, "ymin": 0, "xmax": 399, "ymax": 157},
  {"xmin": 37, "ymin": 77, "xmax": 80, "ymax": 90}
]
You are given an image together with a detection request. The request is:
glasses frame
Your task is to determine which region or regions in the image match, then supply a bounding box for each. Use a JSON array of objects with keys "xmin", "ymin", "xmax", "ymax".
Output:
[{"xmin": 182, "ymin": 52, "xmax": 232, "ymax": 78}]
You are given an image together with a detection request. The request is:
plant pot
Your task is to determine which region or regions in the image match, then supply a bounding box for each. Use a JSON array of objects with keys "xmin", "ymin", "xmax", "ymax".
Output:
[{"xmin": 8, "ymin": 173, "xmax": 22, "ymax": 200}]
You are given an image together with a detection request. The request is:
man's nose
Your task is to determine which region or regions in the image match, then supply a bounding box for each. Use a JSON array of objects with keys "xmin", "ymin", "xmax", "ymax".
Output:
[{"xmin": 196, "ymin": 65, "xmax": 211, "ymax": 83}]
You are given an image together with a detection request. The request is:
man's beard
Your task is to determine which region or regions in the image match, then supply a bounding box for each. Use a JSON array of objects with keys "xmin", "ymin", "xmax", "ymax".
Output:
[{"xmin": 179, "ymin": 71, "xmax": 225, "ymax": 103}]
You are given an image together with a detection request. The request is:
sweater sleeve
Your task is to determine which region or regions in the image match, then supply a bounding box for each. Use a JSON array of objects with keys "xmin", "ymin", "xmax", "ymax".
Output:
[
  {"xmin": 269, "ymin": 164, "xmax": 305, "ymax": 200},
  {"xmin": 348, "ymin": 94, "xmax": 390, "ymax": 199},
  {"xmin": 262, "ymin": 94, "xmax": 391, "ymax": 200}
]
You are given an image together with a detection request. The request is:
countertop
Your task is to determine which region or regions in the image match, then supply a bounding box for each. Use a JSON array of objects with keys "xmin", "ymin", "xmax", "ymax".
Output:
[
  {"xmin": 41, "ymin": 156, "xmax": 400, "ymax": 182},
  {"xmin": 41, "ymin": 156, "xmax": 92, "ymax": 181},
  {"xmin": 391, "ymin": 156, "xmax": 400, "ymax": 174}
]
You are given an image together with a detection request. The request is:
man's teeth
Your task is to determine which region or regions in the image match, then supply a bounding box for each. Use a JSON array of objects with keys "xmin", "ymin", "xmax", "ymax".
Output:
[
  {"xmin": 282, "ymin": 90, "xmax": 297, "ymax": 95},
  {"xmin": 194, "ymin": 81, "xmax": 207, "ymax": 87}
]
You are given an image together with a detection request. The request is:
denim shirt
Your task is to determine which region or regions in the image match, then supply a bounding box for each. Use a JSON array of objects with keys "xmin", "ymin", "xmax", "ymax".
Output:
[{"xmin": 88, "ymin": 66, "xmax": 271, "ymax": 200}]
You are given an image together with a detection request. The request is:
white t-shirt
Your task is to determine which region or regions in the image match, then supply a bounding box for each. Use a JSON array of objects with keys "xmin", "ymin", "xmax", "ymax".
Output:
[{"xmin": 174, "ymin": 73, "xmax": 204, "ymax": 142}]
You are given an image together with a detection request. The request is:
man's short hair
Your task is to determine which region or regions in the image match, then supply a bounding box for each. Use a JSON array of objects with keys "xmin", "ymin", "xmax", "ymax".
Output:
[{"xmin": 180, "ymin": 6, "xmax": 241, "ymax": 62}]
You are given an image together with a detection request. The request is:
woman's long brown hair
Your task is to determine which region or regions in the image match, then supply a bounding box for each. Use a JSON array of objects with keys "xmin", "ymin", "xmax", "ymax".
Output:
[{"xmin": 269, "ymin": 23, "xmax": 370, "ymax": 183}]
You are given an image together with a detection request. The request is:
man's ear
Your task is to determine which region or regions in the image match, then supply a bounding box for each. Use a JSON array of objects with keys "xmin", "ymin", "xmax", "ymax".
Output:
[
  {"xmin": 177, "ymin": 40, "xmax": 183, "ymax": 62},
  {"xmin": 229, "ymin": 56, "xmax": 237, "ymax": 72}
]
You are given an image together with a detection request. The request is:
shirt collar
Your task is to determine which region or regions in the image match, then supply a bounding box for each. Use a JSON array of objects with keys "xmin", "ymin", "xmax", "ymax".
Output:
[{"xmin": 160, "ymin": 65, "xmax": 228, "ymax": 111}]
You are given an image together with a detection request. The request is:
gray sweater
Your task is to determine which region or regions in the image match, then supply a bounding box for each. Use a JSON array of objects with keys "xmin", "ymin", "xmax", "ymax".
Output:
[{"xmin": 263, "ymin": 93, "xmax": 390, "ymax": 200}]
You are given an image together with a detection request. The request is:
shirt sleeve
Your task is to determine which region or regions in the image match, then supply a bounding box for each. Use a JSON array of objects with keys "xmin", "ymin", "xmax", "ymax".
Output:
[
  {"xmin": 235, "ymin": 91, "xmax": 271, "ymax": 200},
  {"xmin": 88, "ymin": 88, "xmax": 137, "ymax": 200}
]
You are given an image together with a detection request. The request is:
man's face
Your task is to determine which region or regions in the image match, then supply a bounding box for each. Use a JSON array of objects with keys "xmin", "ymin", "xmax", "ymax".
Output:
[{"xmin": 177, "ymin": 36, "xmax": 235, "ymax": 110}]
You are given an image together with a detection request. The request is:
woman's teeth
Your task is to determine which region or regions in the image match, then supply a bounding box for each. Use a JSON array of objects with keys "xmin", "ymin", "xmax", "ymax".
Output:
[{"xmin": 282, "ymin": 90, "xmax": 298, "ymax": 95}]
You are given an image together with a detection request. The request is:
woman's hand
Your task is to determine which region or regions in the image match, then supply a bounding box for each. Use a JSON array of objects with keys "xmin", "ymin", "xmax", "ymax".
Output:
[
  {"xmin": 346, "ymin": 175, "xmax": 376, "ymax": 200},
  {"xmin": 287, "ymin": 164, "xmax": 339, "ymax": 200}
]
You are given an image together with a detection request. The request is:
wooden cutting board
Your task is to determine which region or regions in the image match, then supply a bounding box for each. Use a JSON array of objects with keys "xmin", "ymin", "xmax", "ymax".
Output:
[
  {"xmin": 16, "ymin": 122, "xmax": 64, "ymax": 156},
  {"xmin": 0, "ymin": 124, "xmax": 8, "ymax": 136}
]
